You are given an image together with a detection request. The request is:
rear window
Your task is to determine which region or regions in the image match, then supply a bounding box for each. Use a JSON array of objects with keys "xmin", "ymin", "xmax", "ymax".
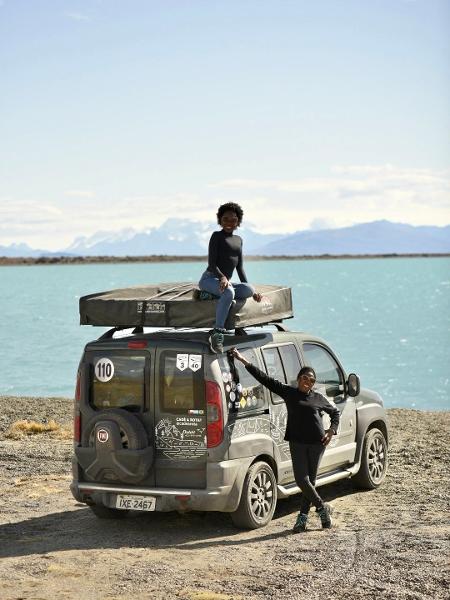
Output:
[
  {"xmin": 90, "ymin": 354, "xmax": 146, "ymax": 411},
  {"xmin": 159, "ymin": 351, "xmax": 204, "ymax": 413}
]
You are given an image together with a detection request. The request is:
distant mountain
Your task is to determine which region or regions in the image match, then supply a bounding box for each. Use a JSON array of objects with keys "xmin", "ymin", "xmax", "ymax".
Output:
[
  {"xmin": 65, "ymin": 218, "xmax": 283, "ymax": 256},
  {"xmin": 1, "ymin": 220, "xmax": 449, "ymax": 257},
  {"xmin": 0, "ymin": 242, "xmax": 72, "ymax": 258},
  {"xmin": 253, "ymin": 221, "xmax": 450, "ymax": 255}
]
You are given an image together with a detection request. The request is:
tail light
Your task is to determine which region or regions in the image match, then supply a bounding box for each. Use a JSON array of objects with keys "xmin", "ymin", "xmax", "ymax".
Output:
[
  {"xmin": 206, "ymin": 380, "xmax": 223, "ymax": 448},
  {"xmin": 74, "ymin": 371, "xmax": 81, "ymax": 443}
]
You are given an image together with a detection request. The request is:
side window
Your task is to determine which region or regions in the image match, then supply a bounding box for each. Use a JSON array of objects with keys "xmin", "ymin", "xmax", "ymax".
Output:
[
  {"xmin": 302, "ymin": 343, "xmax": 343, "ymax": 397},
  {"xmin": 262, "ymin": 347, "xmax": 286, "ymax": 404},
  {"xmin": 232, "ymin": 349, "xmax": 265, "ymax": 412},
  {"xmin": 159, "ymin": 351, "xmax": 204, "ymax": 412},
  {"xmin": 278, "ymin": 344, "xmax": 301, "ymax": 386}
]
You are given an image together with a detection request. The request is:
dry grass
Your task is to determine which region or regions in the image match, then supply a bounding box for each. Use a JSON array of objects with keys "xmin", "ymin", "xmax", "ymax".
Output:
[{"xmin": 5, "ymin": 419, "xmax": 72, "ymax": 440}]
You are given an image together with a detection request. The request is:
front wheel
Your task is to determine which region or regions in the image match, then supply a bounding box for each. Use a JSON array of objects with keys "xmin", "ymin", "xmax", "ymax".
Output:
[
  {"xmin": 353, "ymin": 427, "xmax": 388, "ymax": 489},
  {"xmin": 231, "ymin": 461, "xmax": 277, "ymax": 529}
]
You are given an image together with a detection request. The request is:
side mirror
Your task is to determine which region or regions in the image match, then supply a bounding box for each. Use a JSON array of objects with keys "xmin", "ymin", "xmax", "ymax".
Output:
[{"xmin": 347, "ymin": 373, "xmax": 360, "ymax": 397}]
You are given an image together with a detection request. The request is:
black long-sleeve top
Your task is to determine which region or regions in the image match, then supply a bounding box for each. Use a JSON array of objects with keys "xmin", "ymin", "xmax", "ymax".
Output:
[
  {"xmin": 246, "ymin": 364, "xmax": 340, "ymax": 444},
  {"xmin": 206, "ymin": 230, "xmax": 248, "ymax": 282}
]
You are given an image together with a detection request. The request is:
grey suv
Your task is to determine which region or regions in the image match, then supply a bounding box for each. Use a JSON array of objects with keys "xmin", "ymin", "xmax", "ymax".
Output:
[{"xmin": 71, "ymin": 324, "xmax": 388, "ymax": 529}]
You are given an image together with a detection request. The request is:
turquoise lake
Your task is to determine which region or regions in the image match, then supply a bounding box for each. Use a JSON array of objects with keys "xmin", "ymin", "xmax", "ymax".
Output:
[{"xmin": 0, "ymin": 257, "xmax": 448, "ymax": 410}]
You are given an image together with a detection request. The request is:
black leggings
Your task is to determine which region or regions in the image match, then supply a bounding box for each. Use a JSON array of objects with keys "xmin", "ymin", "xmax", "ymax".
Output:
[{"xmin": 289, "ymin": 441, "xmax": 325, "ymax": 514}]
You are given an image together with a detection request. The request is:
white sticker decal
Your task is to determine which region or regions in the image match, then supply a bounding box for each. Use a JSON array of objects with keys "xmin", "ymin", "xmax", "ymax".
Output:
[
  {"xmin": 230, "ymin": 391, "xmax": 236, "ymax": 402},
  {"xmin": 97, "ymin": 428, "xmax": 109, "ymax": 443},
  {"xmin": 176, "ymin": 354, "xmax": 189, "ymax": 371},
  {"xmin": 222, "ymin": 372, "xmax": 229, "ymax": 383},
  {"xmin": 236, "ymin": 383, "xmax": 243, "ymax": 393},
  {"xmin": 226, "ymin": 384, "xmax": 231, "ymax": 393},
  {"xmin": 95, "ymin": 358, "xmax": 114, "ymax": 382},
  {"xmin": 189, "ymin": 354, "xmax": 202, "ymax": 372}
]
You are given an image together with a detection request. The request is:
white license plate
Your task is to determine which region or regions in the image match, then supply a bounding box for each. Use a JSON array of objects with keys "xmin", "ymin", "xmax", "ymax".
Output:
[{"xmin": 116, "ymin": 494, "xmax": 156, "ymax": 511}]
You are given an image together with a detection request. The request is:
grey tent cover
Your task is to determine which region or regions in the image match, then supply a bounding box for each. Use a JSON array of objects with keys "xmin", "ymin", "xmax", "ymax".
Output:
[{"xmin": 80, "ymin": 282, "xmax": 293, "ymax": 328}]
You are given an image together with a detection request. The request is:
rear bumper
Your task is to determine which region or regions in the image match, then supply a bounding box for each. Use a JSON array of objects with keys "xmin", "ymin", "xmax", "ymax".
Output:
[{"xmin": 71, "ymin": 456, "xmax": 253, "ymax": 513}]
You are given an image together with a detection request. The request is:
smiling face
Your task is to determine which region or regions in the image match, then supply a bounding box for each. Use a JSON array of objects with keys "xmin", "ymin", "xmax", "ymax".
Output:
[
  {"xmin": 220, "ymin": 210, "xmax": 239, "ymax": 234},
  {"xmin": 297, "ymin": 370, "xmax": 316, "ymax": 393}
]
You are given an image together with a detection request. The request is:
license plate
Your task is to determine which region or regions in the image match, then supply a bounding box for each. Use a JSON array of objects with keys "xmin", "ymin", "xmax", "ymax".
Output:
[{"xmin": 115, "ymin": 494, "xmax": 156, "ymax": 511}]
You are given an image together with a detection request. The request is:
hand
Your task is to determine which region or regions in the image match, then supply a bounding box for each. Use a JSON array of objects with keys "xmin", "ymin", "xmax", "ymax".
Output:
[
  {"xmin": 229, "ymin": 347, "xmax": 251, "ymax": 367},
  {"xmin": 253, "ymin": 292, "xmax": 262, "ymax": 302},
  {"xmin": 321, "ymin": 429, "xmax": 334, "ymax": 447},
  {"xmin": 219, "ymin": 276, "xmax": 229, "ymax": 291}
]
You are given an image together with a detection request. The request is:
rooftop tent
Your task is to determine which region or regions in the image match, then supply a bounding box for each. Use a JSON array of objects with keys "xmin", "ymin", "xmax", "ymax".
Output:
[{"xmin": 79, "ymin": 282, "xmax": 293, "ymax": 329}]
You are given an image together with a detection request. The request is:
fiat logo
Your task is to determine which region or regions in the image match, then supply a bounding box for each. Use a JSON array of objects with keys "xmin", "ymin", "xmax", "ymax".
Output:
[{"xmin": 97, "ymin": 428, "xmax": 109, "ymax": 443}]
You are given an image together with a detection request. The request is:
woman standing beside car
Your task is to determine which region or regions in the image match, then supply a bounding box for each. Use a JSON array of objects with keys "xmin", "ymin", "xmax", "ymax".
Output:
[{"xmin": 231, "ymin": 347, "xmax": 340, "ymax": 533}]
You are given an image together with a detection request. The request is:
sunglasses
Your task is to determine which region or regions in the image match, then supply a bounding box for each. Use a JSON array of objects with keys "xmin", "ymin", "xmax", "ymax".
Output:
[{"xmin": 299, "ymin": 374, "xmax": 316, "ymax": 384}]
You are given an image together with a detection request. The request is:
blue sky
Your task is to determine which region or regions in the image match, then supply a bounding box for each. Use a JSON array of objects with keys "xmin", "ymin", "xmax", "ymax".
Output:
[{"xmin": 1, "ymin": 0, "xmax": 449, "ymax": 250}]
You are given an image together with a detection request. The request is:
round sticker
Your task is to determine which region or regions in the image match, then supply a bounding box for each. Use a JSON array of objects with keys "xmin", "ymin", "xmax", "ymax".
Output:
[
  {"xmin": 230, "ymin": 391, "xmax": 236, "ymax": 402},
  {"xmin": 95, "ymin": 358, "xmax": 114, "ymax": 382},
  {"xmin": 222, "ymin": 372, "xmax": 229, "ymax": 382},
  {"xmin": 252, "ymin": 396, "xmax": 257, "ymax": 406},
  {"xmin": 226, "ymin": 384, "xmax": 231, "ymax": 393},
  {"xmin": 236, "ymin": 383, "xmax": 243, "ymax": 393},
  {"xmin": 231, "ymin": 382, "xmax": 236, "ymax": 391},
  {"xmin": 242, "ymin": 388, "xmax": 248, "ymax": 397},
  {"xmin": 97, "ymin": 428, "xmax": 109, "ymax": 443}
]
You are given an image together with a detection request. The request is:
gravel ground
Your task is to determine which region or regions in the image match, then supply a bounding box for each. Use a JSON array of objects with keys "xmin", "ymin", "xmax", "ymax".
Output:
[{"xmin": 0, "ymin": 396, "xmax": 448, "ymax": 600}]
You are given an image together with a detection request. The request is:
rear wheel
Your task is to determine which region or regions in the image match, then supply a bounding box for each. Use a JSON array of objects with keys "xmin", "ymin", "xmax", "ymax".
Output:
[
  {"xmin": 353, "ymin": 427, "xmax": 388, "ymax": 489},
  {"xmin": 89, "ymin": 504, "xmax": 129, "ymax": 519},
  {"xmin": 231, "ymin": 461, "xmax": 277, "ymax": 529}
]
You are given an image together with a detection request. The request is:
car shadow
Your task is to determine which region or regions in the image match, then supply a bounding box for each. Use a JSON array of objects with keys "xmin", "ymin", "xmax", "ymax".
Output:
[{"xmin": 0, "ymin": 479, "xmax": 365, "ymax": 559}]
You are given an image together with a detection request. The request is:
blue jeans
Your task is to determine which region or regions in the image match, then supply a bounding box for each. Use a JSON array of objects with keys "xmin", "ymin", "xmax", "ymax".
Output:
[{"xmin": 198, "ymin": 271, "xmax": 254, "ymax": 329}]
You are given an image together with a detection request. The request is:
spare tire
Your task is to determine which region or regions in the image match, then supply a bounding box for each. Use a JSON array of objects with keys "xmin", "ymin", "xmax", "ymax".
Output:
[{"xmin": 81, "ymin": 408, "xmax": 148, "ymax": 449}]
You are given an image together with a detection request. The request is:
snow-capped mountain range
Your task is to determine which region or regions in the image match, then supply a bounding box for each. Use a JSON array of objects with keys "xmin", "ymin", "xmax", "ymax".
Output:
[{"xmin": 1, "ymin": 219, "xmax": 449, "ymax": 257}]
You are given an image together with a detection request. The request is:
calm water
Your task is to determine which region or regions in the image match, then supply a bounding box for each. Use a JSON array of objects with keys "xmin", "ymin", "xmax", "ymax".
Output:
[{"xmin": 0, "ymin": 258, "xmax": 448, "ymax": 410}]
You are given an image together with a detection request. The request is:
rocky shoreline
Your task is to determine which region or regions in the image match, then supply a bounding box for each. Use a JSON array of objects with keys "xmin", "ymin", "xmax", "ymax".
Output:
[
  {"xmin": 0, "ymin": 396, "xmax": 448, "ymax": 600},
  {"xmin": 1, "ymin": 253, "xmax": 448, "ymax": 266}
]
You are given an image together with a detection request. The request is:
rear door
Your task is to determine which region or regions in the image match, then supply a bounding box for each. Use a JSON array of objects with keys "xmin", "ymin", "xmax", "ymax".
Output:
[
  {"xmin": 83, "ymin": 347, "xmax": 155, "ymax": 485},
  {"xmin": 261, "ymin": 343, "xmax": 301, "ymax": 485},
  {"xmin": 154, "ymin": 348, "xmax": 207, "ymax": 488},
  {"xmin": 301, "ymin": 342, "xmax": 357, "ymax": 472}
]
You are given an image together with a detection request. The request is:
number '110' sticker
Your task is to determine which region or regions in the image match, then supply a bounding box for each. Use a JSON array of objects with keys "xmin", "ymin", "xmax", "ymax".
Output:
[{"xmin": 95, "ymin": 358, "xmax": 115, "ymax": 382}]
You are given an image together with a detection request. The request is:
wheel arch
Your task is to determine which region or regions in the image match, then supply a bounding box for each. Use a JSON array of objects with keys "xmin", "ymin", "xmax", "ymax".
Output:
[{"xmin": 355, "ymin": 408, "xmax": 389, "ymax": 465}]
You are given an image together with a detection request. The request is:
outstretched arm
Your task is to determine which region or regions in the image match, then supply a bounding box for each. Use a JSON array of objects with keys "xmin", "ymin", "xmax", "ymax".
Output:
[{"xmin": 230, "ymin": 348, "xmax": 290, "ymax": 398}]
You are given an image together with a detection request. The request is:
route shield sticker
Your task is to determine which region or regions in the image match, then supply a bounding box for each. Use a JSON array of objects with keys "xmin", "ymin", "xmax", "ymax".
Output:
[
  {"xmin": 189, "ymin": 354, "xmax": 202, "ymax": 372},
  {"xmin": 176, "ymin": 354, "xmax": 189, "ymax": 371}
]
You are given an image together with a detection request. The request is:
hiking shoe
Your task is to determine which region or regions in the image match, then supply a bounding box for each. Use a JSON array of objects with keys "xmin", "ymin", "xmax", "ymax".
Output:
[
  {"xmin": 209, "ymin": 329, "xmax": 225, "ymax": 353},
  {"xmin": 317, "ymin": 503, "xmax": 333, "ymax": 529},
  {"xmin": 293, "ymin": 513, "xmax": 308, "ymax": 533}
]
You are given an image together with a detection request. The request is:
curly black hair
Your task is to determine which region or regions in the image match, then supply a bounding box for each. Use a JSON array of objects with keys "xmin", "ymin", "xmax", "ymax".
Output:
[{"xmin": 216, "ymin": 202, "xmax": 244, "ymax": 226}]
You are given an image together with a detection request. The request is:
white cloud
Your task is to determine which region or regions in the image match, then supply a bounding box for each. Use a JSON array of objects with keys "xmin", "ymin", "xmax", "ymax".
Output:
[
  {"xmin": 211, "ymin": 165, "xmax": 450, "ymax": 232},
  {"xmin": 1, "ymin": 165, "xmax": 449, "ymax": 250},
  {"xmin": 64, "ymin": 190, "xmax": 95, "ymax": 198},
  {"xmin": 64, "ymin": 12, "xmax": 91, "ymax": 22}
]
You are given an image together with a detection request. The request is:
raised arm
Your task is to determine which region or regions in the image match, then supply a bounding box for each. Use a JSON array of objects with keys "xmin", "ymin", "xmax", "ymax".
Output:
[{"xmin": 230, "ymin": 348, "xmax": 290, "ymax": 399}]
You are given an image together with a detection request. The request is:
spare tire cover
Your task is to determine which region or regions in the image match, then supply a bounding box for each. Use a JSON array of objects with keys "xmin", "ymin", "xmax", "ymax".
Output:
[{"xmin": 81, "ymin": 408, "xmax": 148, "ymax": 449}]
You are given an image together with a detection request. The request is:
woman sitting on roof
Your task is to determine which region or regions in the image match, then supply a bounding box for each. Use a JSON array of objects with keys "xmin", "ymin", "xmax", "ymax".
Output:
[{"xmin": 198, "ymin": 202, "xmax": 262, "ymax": 353}]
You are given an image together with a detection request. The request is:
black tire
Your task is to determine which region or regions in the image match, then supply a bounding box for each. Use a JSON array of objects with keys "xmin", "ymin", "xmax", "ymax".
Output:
[
  {"xmin": 89, "ymin": 504, "xmax": 129, "ymax": 519},
  {"xmin": 81, "ymin": 408, "xmax": 148, "ymax": 449},
  {"xmin": 231, "ymin": 461, "xmax": 277, "ymax": 529},
  {"xmin": 353, "ymin": 427, "xmax": 388, "ymax": 489}
]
